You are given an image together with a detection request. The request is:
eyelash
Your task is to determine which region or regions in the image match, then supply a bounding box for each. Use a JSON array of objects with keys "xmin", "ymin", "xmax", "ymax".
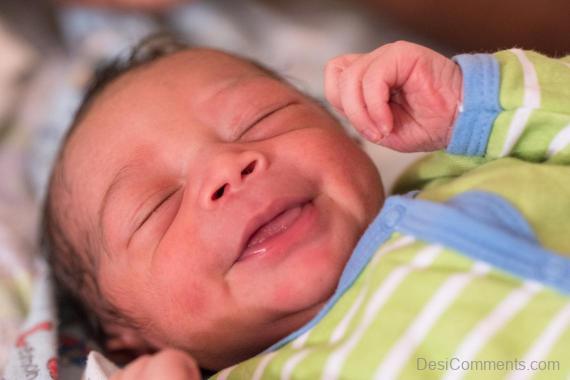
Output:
[
  {"xmin": 240, "ymin": 101, "xmax": 298, "ymax": 138},
  {"xmin": 137, "ymin": 188, "xmax": 180, "ymax": 231}
]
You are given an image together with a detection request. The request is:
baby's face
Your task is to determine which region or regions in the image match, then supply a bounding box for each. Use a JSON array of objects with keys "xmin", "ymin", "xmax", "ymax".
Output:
[{"xmin": 62, "ymin": 49, "xmax": 383, "ymax": 369}]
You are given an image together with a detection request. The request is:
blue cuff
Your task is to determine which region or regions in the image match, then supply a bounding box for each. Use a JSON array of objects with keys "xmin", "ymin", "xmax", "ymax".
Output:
[{"xmin": 447, "ymin": 54, "xmax": 502, "ymax": 156}]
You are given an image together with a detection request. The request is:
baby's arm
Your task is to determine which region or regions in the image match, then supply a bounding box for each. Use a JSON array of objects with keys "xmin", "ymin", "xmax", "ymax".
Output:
[{"xmin": 326, "ymin": 41, "xmax": 570, "ymax": 164}]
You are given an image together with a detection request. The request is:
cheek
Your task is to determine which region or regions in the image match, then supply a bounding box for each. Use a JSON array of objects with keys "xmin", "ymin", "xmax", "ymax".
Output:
[
  {"xmin": 149, "ymin": 252, "xmax": 215, "ymax": 320},
  {"xmin": 288, "ymin": 129, "xmax": 383, "ymax": 220}
]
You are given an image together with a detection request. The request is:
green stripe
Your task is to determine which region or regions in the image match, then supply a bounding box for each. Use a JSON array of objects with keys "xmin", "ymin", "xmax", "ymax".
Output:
[
  {"xmin": 494, "ymin": 50, "xmax": 524, "ymax": 110},
  {"xmin": 339, "ymin": 247, "xmax": 450, "ymax": 377},
  {"xmin": 470, "ymin": 288, "xmax": 567, "ymax": 379},
  {"xmin": 533, "ymin": 315, "xmax": 570, "ymax": 380},
  {"xmin": 549, "ymin": 137, "xmax": 570, "ymax": 164},
  {"xmin": 527, "ymin": 50, "xmax": 570, "ymax": 114},
  {"xmin": 511, "ymin": 112, "xmax": 570, "ymax": 162},
  {"xmin": 399, "ymin": 267, "xmax": 520, "ymax": 380},
  {"xmin": 487, "ymin": 111, "xmax": 516, "ymax": 158},
  {"xmin": 487, "ymin": 50, "xmax": 529, "ymax": 159}
]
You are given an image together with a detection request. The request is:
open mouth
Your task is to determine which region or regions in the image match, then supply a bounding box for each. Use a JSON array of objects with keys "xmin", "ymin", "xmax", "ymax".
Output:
[{"xmin": 237, "ymin": 198, "xmax": 314, "ymax": 262}]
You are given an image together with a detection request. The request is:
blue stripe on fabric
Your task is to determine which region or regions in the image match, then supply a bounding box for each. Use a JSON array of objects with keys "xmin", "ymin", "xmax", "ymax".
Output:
[
  {"xmin": 263, "ymin": 195, "xmax": 409, "ymax": 352},
  {"xmin": 392, "ymin": 192, "xmax": 570, "ymax": 295},
  {"xmin": 447, "ymin": 54, "xmax": 502, "ymax": 156}
]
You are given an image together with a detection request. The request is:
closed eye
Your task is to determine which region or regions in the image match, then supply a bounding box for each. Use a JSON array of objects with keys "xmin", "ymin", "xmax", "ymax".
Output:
[
  {"xmin": 240, "ymin": 100, "xmax": 299, "ymax": 138},
  {"xmin": 134, "ymin": 187, "xmax": 180, "ymax": 234}
]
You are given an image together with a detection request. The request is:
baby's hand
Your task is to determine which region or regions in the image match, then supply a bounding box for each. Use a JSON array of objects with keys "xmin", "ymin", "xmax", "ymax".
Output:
[
  {"xmin": 110, "ymin": 349, "xmax": 201, "ymax": 380},
  {"xmin": 325, "ymin": 41, "xmax": 463, "ymax": 152}
]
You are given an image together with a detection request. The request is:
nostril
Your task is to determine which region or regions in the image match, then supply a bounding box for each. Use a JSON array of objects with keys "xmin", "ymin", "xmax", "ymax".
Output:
[
  {"xmin": 211, "ymin": 184, "xmax": 227, "ymax": 201},
  {"xmin": 241, "ymin": 160, "xmax": 257, "ymax": 177}
]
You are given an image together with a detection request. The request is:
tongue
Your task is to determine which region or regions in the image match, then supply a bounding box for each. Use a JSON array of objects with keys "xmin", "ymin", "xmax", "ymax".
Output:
[{"xmin": 247, "ymin": 205, "xmax": 303, "ymax": 248}]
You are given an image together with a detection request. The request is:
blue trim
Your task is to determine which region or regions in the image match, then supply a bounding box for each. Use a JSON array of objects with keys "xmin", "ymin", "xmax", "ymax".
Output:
[
  {"xmin": 444, "ymin": 192, "xmax": 538, "ymax": 243},
  {"xmin": 393, "ymin": 192, "xmax": 570, "ymax": 295},
  {"xmin": 447, "ymin": 54, "xmax": 502, "ymax": 156}
]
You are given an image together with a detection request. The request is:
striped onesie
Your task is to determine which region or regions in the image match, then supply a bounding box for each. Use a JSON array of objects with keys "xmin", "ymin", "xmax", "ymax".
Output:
[{"xmin": 212, "ymin": 50, "xmax": 570, "ymax": 380}]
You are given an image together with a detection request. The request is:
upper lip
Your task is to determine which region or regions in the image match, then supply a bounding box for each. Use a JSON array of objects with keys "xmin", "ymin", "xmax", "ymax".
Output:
[{"xmin": 237, "ymin": 196, "xmax": 311, "ymax": 260}]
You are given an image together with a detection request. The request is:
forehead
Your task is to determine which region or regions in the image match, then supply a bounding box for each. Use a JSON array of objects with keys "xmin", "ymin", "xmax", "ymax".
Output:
[
  {"xmin": 65, "ymin": 48, "xmax": 272, "ymax": 162},
  {"xmin": 96, "ymin": 49, "xmax": 271, "ymax": 111}
]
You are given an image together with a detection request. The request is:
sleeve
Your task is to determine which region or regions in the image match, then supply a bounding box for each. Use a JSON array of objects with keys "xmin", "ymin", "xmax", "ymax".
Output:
[{"xmin": 446, "ymin": 49, "xmax": 570, "ymax": 164}]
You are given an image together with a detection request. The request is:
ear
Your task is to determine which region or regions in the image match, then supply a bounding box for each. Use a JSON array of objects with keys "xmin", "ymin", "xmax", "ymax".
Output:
[{"xmin": 101, "ymin": 321, "xmax": 158, "ymax": 364}]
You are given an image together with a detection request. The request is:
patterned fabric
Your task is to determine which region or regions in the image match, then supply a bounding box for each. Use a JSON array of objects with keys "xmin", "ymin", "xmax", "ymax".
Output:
[
  {"xmin": 1, "ymin": 263, "xmax": 58, "ymax": 380},
  {"xmin": 211, "ymin": 50, "xmax": 570, "ymax": 379}
]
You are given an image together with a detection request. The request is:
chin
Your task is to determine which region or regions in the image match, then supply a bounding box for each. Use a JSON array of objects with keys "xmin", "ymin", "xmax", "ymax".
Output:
[{"xmin": 274, "ymin": 238, "xmax": 354, "ymax": 316}]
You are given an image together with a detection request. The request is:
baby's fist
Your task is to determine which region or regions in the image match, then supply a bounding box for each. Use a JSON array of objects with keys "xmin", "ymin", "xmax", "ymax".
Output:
[
  {"xmin": 325, "ymin": 41, "xmax": 463, "ymax": 152},
  {"xmin": 110, "ymin": 349, "xmax": 201, "ymax": 380}
]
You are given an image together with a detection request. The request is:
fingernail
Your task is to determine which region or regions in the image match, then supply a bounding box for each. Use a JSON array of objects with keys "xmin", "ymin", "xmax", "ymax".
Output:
[{"xmin": 362, "ymin": 128, "xmax": 381, "ymax": 142}]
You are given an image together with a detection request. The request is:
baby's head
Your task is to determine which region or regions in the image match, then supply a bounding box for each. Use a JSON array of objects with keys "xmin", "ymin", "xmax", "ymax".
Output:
[{"xmin": 42, "ymin": 37, "xmax": 383, "ymax": 370}]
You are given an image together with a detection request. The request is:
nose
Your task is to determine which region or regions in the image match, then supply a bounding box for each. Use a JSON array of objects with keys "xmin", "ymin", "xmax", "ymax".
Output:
[{"xmin": 199, "ymin": 150, "xmax": 268, "ymax": 209}]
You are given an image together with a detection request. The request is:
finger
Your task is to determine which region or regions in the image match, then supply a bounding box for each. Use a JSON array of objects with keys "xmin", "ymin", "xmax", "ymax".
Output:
[
  {"xmin": 337, "ymin": 55, "xmax": 383, "ymax": 143},
  {"xmin": 145, "ymin": 349, "xmax": 201, "ymax": 380},
  {"xmin": 361, "ymin": 53, "xmax": 395, "ymax": 137},
  {"xmin": 324, "ymin": 54, "xmax": 362, "ymax": 113}
]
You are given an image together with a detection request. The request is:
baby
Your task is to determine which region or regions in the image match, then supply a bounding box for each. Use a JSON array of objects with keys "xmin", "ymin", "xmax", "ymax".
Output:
[{"xmin": 42, "ymin": 37, "xmax": 570, "ymax": 379}]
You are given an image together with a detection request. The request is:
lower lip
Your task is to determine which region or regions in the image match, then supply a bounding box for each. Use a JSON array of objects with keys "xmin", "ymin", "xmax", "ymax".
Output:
[{"xmin": 237, "ymin": 201, "xmax": 318, "ymax": 262}]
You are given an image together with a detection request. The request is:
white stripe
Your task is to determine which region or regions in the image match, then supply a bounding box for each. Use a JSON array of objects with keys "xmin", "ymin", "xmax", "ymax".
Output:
[
  {"xmin": 216, "ymin": 365, "xmax": 236, "ymax": 380},
  {"xmin": 547, "ymin": 124, "xmax": 570, "ymax": 158},
  {"xmin": 330, "ymin": 286, "xmax": 368, "ymax": 344},
  {"xmin": 507, "ymin": 303, "xmax": 570, "ymax": 380},
  {"xmin": 512, "ymin": 49, "xmax": 541, "ymax": 108},
  {"xmin": 281, "ymin": 350, "xmax": 312, "ymax": 380},
  {"xmin": 500, "ymin": 108, "xmax": 534, "ymax": 157},
  {"xmin": 321, "ymin": 245, "xmax": 442, "ymax": 380},
  {"xmin": 252, "ymin": 352, "xmax": 279, "ymax": 380},
  {"xmin": 344, "ymin": 234, "xmax": 416, "ymax": 346},
  {"xmin": 500, "ymin": 50, "xmax": 541, "ymax": 157},
  {"xmin": 374, "ymin": 262, "xmax": 491, "ymax": 380},
  {"xmin": 443, "ymin": 281, "xmax": 542, "ymax": 380},
  {"xmin": 291, "ymin": 330, "xmax": 311, "ymax": 349}
]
